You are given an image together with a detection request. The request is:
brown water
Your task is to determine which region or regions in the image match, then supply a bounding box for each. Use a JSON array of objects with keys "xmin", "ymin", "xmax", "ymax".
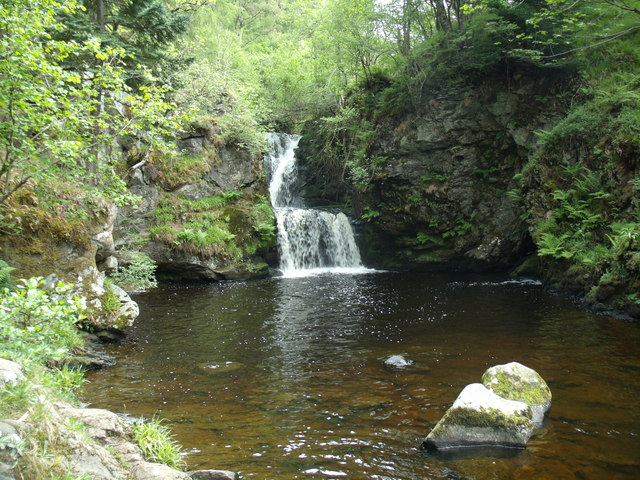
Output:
[{"xmin": 83, "ymin": 272, "xmax": 640, "ymax": 479}]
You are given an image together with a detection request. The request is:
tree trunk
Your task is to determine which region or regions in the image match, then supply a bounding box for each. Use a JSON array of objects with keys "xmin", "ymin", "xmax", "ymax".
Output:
[{"xmin": 87, "ymin": 0, "xmax": 106, "ymax": 182}]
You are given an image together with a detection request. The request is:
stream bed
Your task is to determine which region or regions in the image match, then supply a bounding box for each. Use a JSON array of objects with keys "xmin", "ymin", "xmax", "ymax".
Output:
[{"xmin": 83, "ymin": 271, "xmax": 640, "ymax": 479}]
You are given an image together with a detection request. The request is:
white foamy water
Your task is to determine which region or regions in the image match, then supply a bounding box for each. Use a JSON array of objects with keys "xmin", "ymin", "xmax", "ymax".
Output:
[{"xmin": 265, "ymin": 133, "xmax": 371, "ymax": 276}]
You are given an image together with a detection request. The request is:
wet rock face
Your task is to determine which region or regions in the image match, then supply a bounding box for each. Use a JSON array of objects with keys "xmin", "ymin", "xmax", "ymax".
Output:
[
  {"xmin": 358, "ymin": 88, "xmax": 551, "ymax": 270},
  {"xmin": 297, "ymin": 79, "xmax": 563, "ymax": 272}
]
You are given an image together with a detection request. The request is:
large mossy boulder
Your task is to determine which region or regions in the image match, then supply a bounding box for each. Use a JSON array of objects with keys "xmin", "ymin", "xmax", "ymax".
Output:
[
  {"xmin": 423, "ymin": 383, "xmax": 534, "ymax": 450},
  {"xmin": 43, "ymin": 267, "xmax": 139, "ymax": 334},
  {"xmin": 482, "ymin": 362, "xmax": 552, "ymax": 426}
]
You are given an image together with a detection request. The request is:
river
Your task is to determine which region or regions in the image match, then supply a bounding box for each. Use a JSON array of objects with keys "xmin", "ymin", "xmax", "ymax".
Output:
[{"xmin": 84, "ymin": 271, "xmax": 640, "ymax": 479}]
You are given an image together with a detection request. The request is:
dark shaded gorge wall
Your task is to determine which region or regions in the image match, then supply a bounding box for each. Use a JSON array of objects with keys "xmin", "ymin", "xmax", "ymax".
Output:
[{"xmin": 297, "ymin": 71, "xmax": 569, "ymax": 272}]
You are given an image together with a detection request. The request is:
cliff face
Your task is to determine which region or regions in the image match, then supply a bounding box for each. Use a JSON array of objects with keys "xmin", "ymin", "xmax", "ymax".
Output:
[
  {"xmin": 297, "ymin": 66, "xmax": 639, "ymax": 317},
  {"xmin": 115, "ymin": 127, "xmax": 277, "ymax": 281},
  {"xmin": 0, "ymin": 123, "xmax": 277, "ymax": 284},
  {"xmin": 299, "ymin": 74, "xmax": 566, "ymax": 271}
]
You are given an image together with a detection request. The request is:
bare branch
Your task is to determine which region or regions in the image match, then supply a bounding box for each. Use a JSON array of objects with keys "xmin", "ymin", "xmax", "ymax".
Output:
[
  {"xmin": 542, "ymin": 24, "xmax": 640, "ymax": 58},
  {"xmin": 604, "ymin": 0, "xmax": 640, "ymax": 15},
  {"xmin": 0, "ymin": 176, "xmax": 31, "ymax": 205}
]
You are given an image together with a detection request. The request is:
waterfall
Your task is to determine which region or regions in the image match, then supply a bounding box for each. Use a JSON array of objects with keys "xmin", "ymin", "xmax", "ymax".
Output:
[{"xmin": 265, "ymin": 133, "xmax": 367, "ymax": 276}]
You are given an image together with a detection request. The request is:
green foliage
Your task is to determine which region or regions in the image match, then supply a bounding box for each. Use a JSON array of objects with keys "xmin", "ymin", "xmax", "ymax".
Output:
[
  {"xmin": 132, "ymin": 416, "xmax": 186, "ymax": 470},
  {"xmin": 101, "ymin": 279, "xmax": 123, "ymax": 313},
  {"xmin": 416, "ymin": 232, "xmax": 445, "ymax": 246},
  {"xmin": 422, "ymin": 174, "xmax": 448, "ymax": 183},
  {"xmin": 0, "ymin": 0, "xmax": 193, "ymax": 208},
  {"xmin": 175, "ymin": 223, "xmax": 237, "ymax": 257},
  {"xmin": 147, "ymin": 150, "xmax": 215, "ymax": 191},
  {"xmin": 361, "ymin": 207, "xmax": 381, "ymax": 222},
  {"xmin": 149, "ymin": 191, "xmax": 274, "ymax": 261},
  {"xmin": 0, "ymin": 278, "xmax": 85, "ymax": 365},
  {"xmin": 0, "ymin": 259, "xmax": 16, "ymax": 291},
  {"xmin": 251, "ymin": 195, "xmax": 277, "ymax": 247},
  {"xmin": 57, "ymin": 0, "xmax": 191, "ymax": 77},
  {"xmin": 443, "ymin": 216, "xmax": 475, "ymax": 238},
  {"xmin": 109, "ymin": 252, "xmax": 158, "ymax": 292},
  {"xmin": 41, "ymin": 366, "xmax": 85, "ymax": 401},
  {"xmin": 172, "ymin": 60, "xmax": 269, "ymax": 154}
]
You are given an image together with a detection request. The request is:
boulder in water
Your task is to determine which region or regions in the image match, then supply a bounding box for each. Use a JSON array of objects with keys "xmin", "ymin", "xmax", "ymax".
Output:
[
  {"xmin": 423, "ymin": 383, "xmax": 534, "ymax": 450},
  {"xmin": 481, "ymin": 361, "xmax": 552, "ymax": 426},
  {"xmin": 384, "ymin": 355, "xmax": 413, "ymax": 368},
  {"xmin": 188, "ymin": 469, "xmax": 238, "ymax": 480}
]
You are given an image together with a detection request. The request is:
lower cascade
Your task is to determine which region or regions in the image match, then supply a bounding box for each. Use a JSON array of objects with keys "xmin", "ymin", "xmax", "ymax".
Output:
[{"xmin": 265, "ymin": 133, "xmax": 364, "ymax": 275}]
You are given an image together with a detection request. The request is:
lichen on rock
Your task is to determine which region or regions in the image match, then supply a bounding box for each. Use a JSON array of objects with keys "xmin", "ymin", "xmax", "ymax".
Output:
[
  {"xmin": 482, "ymin": 361, "xmax": 552, "ymax": 426},
  {"xmin": 423, "ymin": 383, "xmax": 534, "ymax": 450},
  {"xmin": 42, "ymin": 267, "xmax": 139, "ymax": 334}
]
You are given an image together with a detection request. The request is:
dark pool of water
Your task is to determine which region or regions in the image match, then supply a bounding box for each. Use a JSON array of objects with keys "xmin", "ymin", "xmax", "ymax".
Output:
[{"xmin": 83, "ymin": 272, "xmax": 640, "ymax": 479}]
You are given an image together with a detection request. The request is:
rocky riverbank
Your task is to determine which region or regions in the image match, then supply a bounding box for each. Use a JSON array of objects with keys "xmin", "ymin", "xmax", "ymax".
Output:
[{"xmin": 1, "ymin": 358, "xmax": 237, "ymax": 480}]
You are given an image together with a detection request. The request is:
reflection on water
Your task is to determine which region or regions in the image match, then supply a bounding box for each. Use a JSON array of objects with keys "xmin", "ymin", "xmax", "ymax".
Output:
[{"xmin": 83, "ymin": 272, "xmax": 640, "ymax": 479}]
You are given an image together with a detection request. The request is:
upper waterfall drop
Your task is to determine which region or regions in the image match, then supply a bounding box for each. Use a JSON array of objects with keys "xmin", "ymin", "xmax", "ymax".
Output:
[{"xmin": 265, "ymin": 133, "xmax": 367, "ymax": 276}]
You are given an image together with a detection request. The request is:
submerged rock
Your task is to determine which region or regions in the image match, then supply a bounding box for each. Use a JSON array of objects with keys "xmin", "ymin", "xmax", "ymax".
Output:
[
  {"xmin": 423, "ymin": 383, "xmax": 534, "ymax": 450},
  {"xmin": 196, "ymin": 362, "xmax": 245, "ymax": 376},
  {"xmin": 188, "ymin": 469, "xmax": 238, "ymax": 480},
  {"xmin": 482, "ymin": 362, "xmax": 552, "ymax": 426},
  {"xmin": 384, "ymin": 355, "xmax": 413, "ymax": 369},
  {"xmin": 131, "ymin": 462, "xmax": 190, "ymax": 480},
  {"xmin": 60, "ymin": 345, "xmax": 116, "ymax": 371}
]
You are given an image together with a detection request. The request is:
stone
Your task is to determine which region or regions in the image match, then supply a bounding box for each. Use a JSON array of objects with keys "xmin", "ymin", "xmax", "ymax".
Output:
[
  {"xmin": 92, "ymin": 201, "xmax": 118, "ymax": 263},
  {"xmin": 423, "ymin": 383, "xmax": 534, "ymax": 450},
  {"xmin": 41, "ymin": 268, "xmax": 139, "ymax": 334},
  {"xmin": 0, "ymin": 359, "xmax": 24, "ymax": 386},
  {"xmin": 99, "ymin": 255, "xmax": 119, "ymax": 273},
  {"xmin": 0, "ymin": 421, "xmax": 21, "ymax": 473},
  {"xmin": 58, "ymin": 406, "xmax": 132, "ymax": 440},
  {"xmin": 481, "ymin": 362, "xmax": 552, "ymax": 426},
  {"xmin": 205, "ymin": 146, "xmax": 260, "ymax": 192},
  {"xmin": 70, "ymin": 452, "xmax": 124, "ymax": 480},
  {"xmin": 108, "ymin": 282, "xmax": 140, "ymax": 329},
  {"xmin": 384, "ymin": 355, "xmax": 413, "ymax": 368},
  {"xmin": 63, "ymin": 345, "xmax": 116, "ymax": 371},
  {"xmin": 188, "ymin": 469, "xmax": 238, "ymax": 480},
  {"xmin": 131, "ymin": 461, "xmax": 191, "ymax": 480}
]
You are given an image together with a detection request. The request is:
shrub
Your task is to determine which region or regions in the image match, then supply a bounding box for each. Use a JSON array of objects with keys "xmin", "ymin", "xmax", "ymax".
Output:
[
  {"xmin": 0, "ymin": 259, "xmax": 15, "ymax": 290},
  {"xmin": 0, "ymin": 278, "xmax": 85, "ymax": 365},
  {"xmin": 109, "ymin": 252, "xmax": 158, "ymax": 292}
]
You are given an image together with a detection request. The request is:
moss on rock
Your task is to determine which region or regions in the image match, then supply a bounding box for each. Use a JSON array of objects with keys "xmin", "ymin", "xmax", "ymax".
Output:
[
  {"xmin": 482, "ymin": 362, "xmax": 551, "ymax": 425},
  {"xmin": 424, "ymin": 383, "xmax": 535, "ymax": 450}
]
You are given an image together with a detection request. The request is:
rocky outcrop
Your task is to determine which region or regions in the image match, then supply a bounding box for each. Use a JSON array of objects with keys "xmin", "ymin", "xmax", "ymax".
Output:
[
  {"xmin": 0, "ymin": 357, "xmax": 237, "ymax": 480},
  {"xmin": 0, "ymin": 200, "xmax": 117, "ymax": 282},
  {"xmin": 53, "ymin": 404, "xmax": 238, "ymax": 480},
  {"xmin": 298, "ymin": 73, "xmax": 567, "ymax": 271},
  {"xmin": 43, "ymin": 267, "xmax": 139, "ymax": 334},
  {"xmin": 358, "ymin": 84, "xmax": 563, "ymax": 270},
  {"xmin": 116, "ymin": 137, "xmax": 275, "ymax": 281},
  {"xmin": 423, "ymin": 362, "xmax": 551, "ymax": 450},
  {"xmin": 0, "ymin": 358, "xmax": 24, "ymax": 386}
]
